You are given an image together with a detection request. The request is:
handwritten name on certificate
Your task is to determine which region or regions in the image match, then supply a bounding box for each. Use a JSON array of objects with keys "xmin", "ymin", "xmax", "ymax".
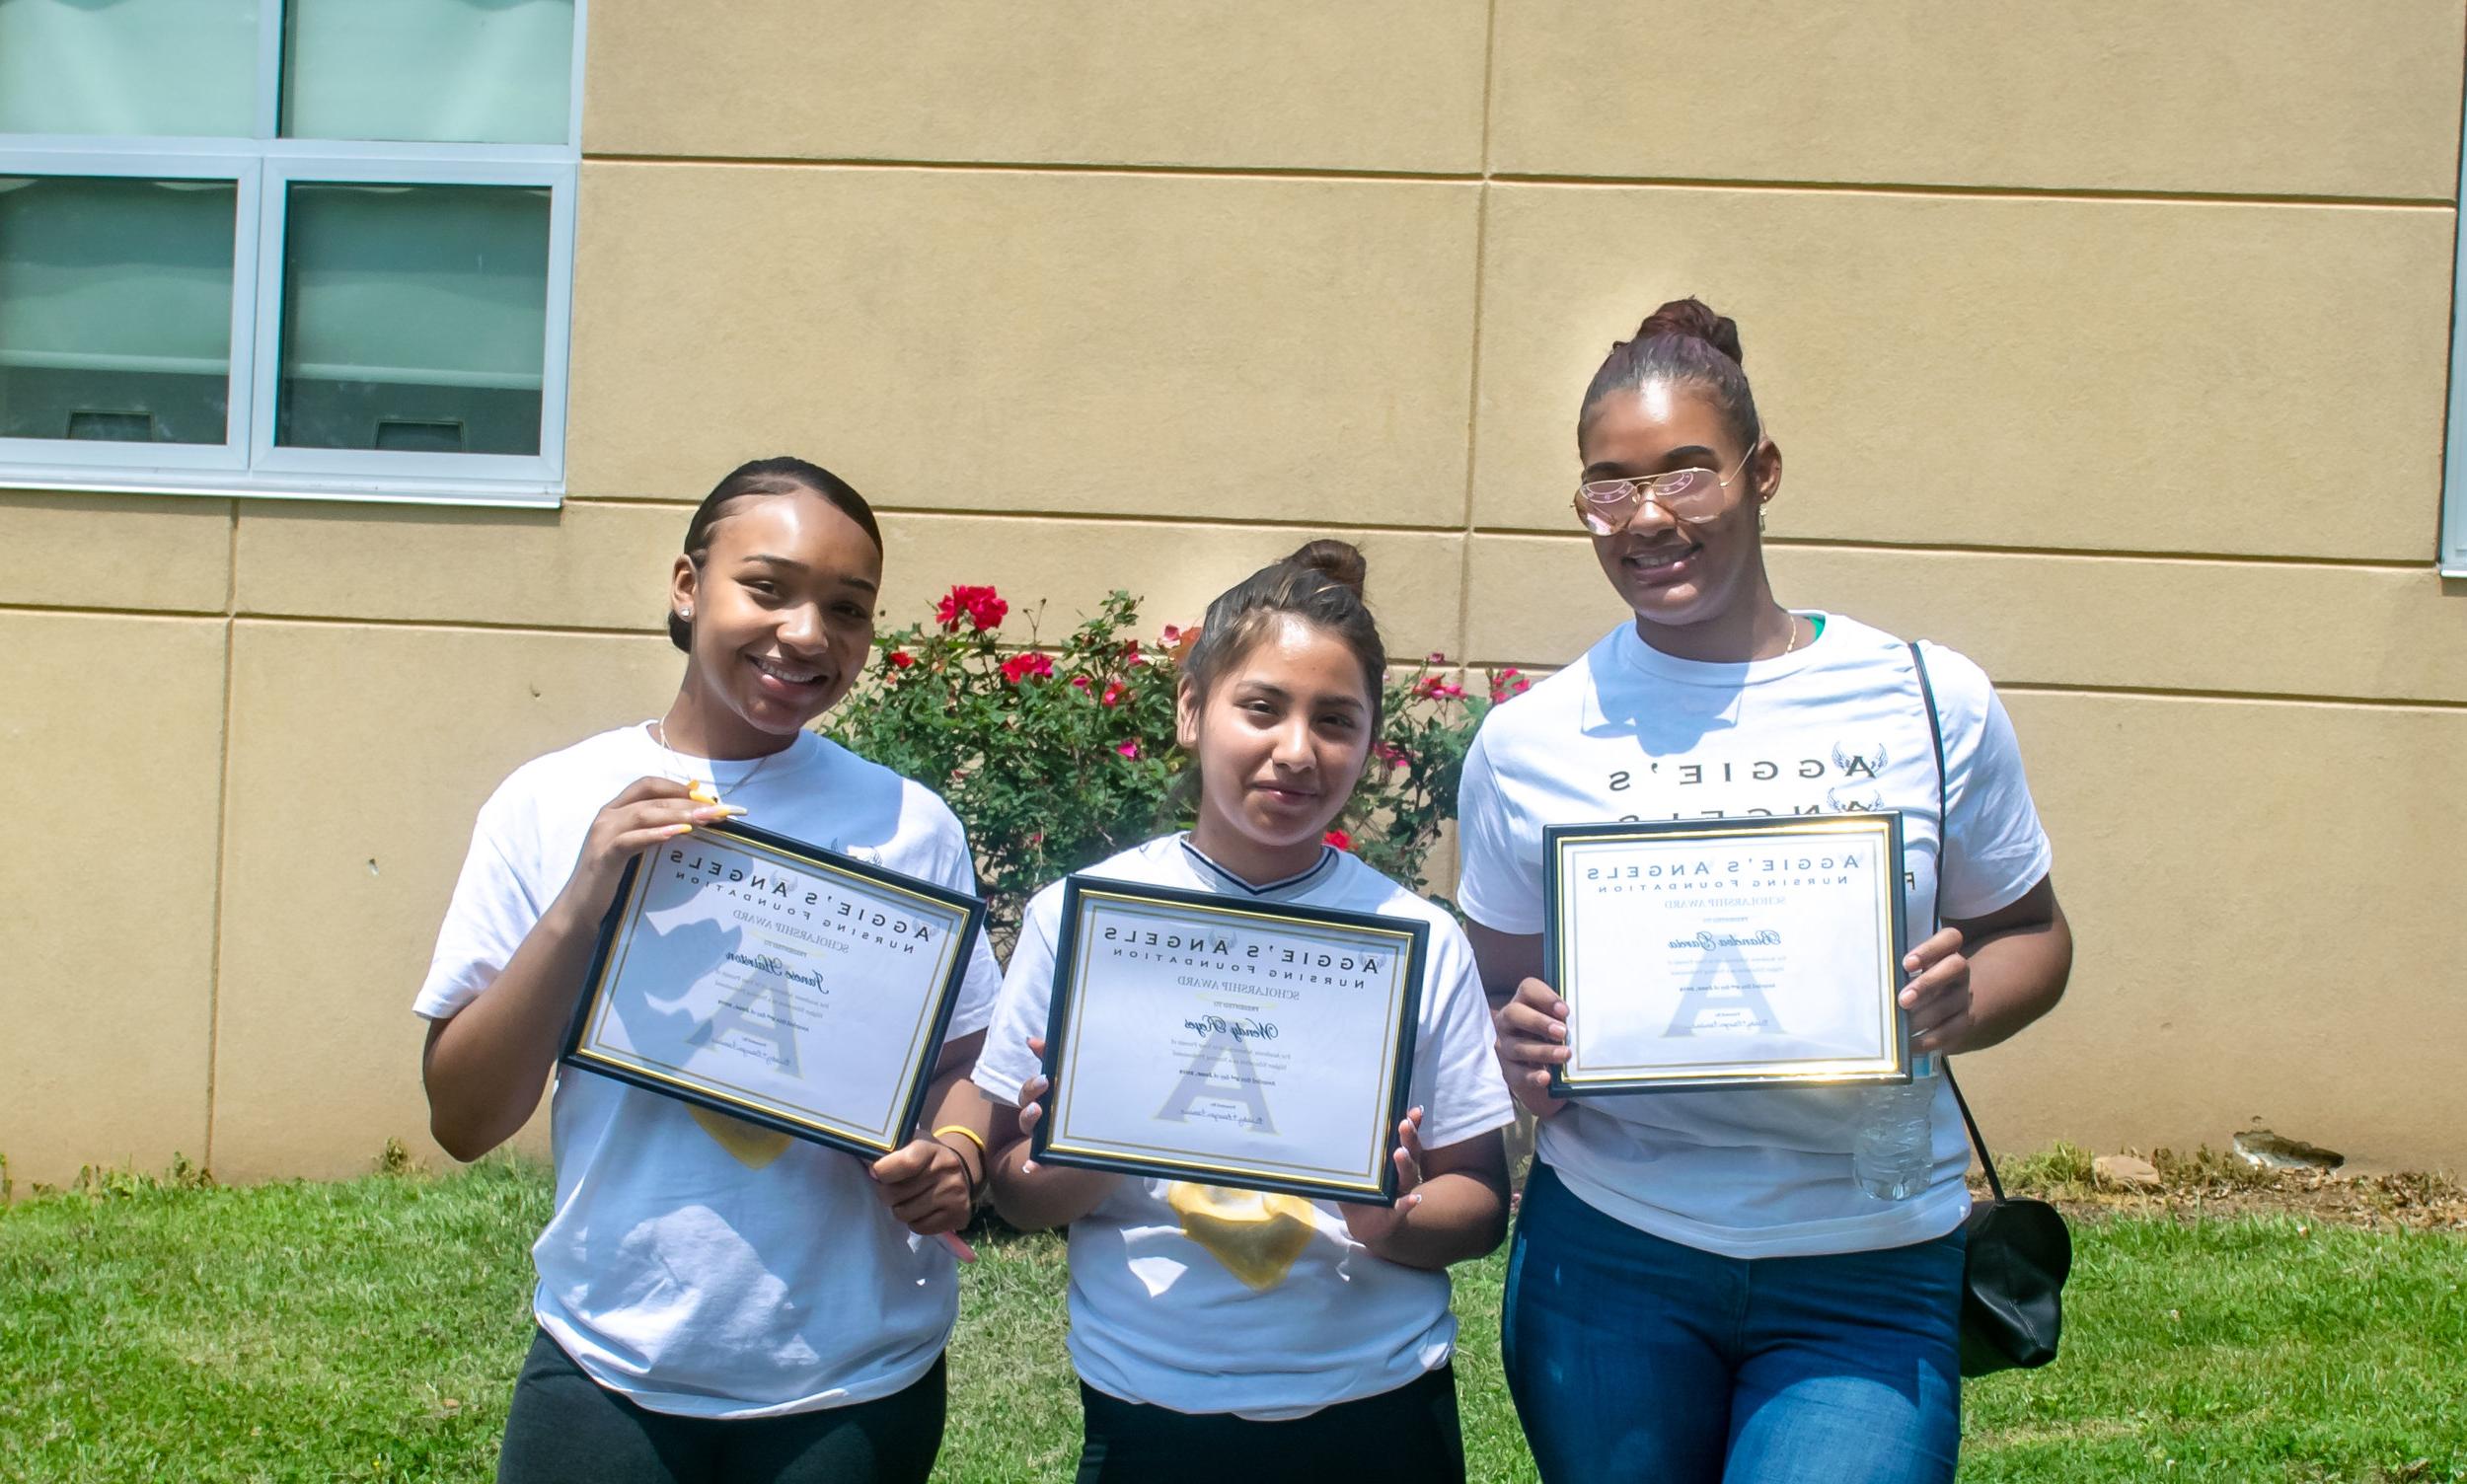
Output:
[
  {"xmin": 567, "ymin": 823, "xmax": 981, "ymax": 1155},
  {"xmin": 1035, "ymin": 881, "xmax": 1427, "ymax": 1203},
  {"xmin": 1547, "ymin": 814, "xmax": 1909, "ymax": 1092}
]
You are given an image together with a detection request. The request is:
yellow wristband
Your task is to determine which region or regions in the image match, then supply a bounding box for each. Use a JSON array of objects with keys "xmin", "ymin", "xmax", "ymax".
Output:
[
  {"xmin": 932, "ymin": 1124, "xmax": 988, "ymax": 1156},
  {"xmin": 932, "ymin": 1124, "xmax": 988, "ymax": 1204}
]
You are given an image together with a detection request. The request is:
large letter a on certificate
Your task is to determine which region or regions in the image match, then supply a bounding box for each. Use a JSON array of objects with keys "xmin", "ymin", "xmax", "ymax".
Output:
[{"xmin": 1155, "ymin": 1031, "xmax": 1277, "ymax": 1135}]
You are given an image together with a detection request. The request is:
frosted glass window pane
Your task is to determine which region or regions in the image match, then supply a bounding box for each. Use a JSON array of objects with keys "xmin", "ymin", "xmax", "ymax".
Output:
[
  {"xmin": 282, "ymin": 0, "xmax": 574, "ymax": 144},
  {"xmin": 276, "ymin": 182, "xmax": 549, "ymax": 455},
  {"xmin": 0, "ymin": 0, "xmax": 258, "ymax": 136},
  {"xmin": 0, "ymin": 177, "xmax": 236, "ymax": 445}
]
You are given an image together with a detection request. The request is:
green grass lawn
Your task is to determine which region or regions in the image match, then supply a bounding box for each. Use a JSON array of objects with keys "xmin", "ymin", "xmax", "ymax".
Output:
[{"xmin": 1, "ymin": 1161, "xmax": 2461, "ymax": 1482}]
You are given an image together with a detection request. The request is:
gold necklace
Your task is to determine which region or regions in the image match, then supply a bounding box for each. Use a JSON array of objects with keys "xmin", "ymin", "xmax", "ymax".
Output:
[
  {"xmin": 651, "ymin": 718, "xmax": 785, "ymax": 807},
  {"xmin": 1778, "ymin": 611, "xmax": 1802, "ymax": 658}
]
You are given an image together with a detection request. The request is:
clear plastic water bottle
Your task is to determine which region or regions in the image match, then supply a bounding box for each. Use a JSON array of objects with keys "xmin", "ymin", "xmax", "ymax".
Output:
[{"xmin": 1852, "ymin": 1058, "xmax": 1938, "ymax": 1201}]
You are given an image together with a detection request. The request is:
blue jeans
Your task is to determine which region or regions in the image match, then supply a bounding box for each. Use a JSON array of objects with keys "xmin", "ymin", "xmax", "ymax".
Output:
[{"xmin": 1502, "ymin": 1163, "xmax": 1965, "ymax": 1484}]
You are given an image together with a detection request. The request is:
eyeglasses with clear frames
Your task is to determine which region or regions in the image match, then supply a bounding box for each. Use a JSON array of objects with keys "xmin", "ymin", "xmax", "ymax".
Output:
[{"xmin": 1573, "ymin": 436, "xmax": 1764, "ymax": 536}]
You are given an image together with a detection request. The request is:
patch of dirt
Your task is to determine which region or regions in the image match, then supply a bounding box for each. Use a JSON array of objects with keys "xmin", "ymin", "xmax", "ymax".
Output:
[{"xmin": 1981, "ymin": 1149, "xmax": 2467, "ymax": 1231}]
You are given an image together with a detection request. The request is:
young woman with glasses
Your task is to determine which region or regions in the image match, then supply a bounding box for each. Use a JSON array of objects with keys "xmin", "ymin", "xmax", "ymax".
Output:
[{"xmin": 1457, "ymin": 299, "xmax": 2074, "ymax": 1483}]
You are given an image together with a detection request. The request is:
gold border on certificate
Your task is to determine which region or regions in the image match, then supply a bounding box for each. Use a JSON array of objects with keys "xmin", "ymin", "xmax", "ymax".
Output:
[
  {"xmin": 561, "ymin": 820, "xmax": 985, "ymax": 1158},
  {"xmin": 1546, "ymin": 812, "xmax": 1910, "ymax": 1095},
  {"xmin": 1031, "ymin": 878, "xmax": 1429, "ymax": 1204}
]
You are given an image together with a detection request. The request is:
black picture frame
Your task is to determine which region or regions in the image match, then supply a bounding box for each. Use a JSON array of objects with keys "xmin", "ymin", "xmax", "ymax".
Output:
[
  {"xmin": 1542, "ymin": 811, "xmax": 1911, "ymax": 1097},
  {"xmin": 1030, "ymin": 875, "xmax": 1428, "ymax": 1205},
  {"xmin": 561, "ymin": 819, "xmax": 987, "ymax": 1160}
]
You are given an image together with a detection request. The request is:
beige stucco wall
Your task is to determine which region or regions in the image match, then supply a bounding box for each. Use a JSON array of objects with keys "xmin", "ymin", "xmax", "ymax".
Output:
[{"xmin": 5, "ymin": 2, "xmax": 2464, "ymax": 1186}]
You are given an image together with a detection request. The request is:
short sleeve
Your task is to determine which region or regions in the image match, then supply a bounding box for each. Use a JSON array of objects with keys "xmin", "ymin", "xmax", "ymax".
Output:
[
  {"xmin": 1927, "ymin": 644, "xmax": 2055, "ymax": 920},
  {"xmin": 1453, "ymin": 729, "xmax": 1544, "ymax": 935},
  {"xmin": 971, "ymin": 889, "xmax": 1061, "ymax": 1104},
  {"xmin": 1408, "ymin": 924, "xmax": 1516, "ymax": 1151},
  {"xmin": 906, "ymin": 784, "xmax": 1006, "ymax": 1040},
  {"xmin": 412, "ymin": 794, "xmax": 546, "ymax": 1021}
]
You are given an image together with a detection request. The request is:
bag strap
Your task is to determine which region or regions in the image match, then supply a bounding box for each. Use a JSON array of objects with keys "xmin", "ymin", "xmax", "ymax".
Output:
[{"xmin": 1907, "ymin": 638, "xmax": 2006, "ymax": 1206}]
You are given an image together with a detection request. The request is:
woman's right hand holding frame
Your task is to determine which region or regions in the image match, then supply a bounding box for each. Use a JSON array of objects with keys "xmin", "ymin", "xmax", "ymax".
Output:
[{"xmin": 1493, "ymin": 977, "xmax": 1572, "ymax": 1120}]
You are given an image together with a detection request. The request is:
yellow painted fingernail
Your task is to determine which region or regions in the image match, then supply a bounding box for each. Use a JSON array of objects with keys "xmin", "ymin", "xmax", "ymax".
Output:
[
  {"xmin": 664, "ymin": 822, "xmax": 694, "ymax": 837},
  {"xmin": 688, "ymin": 781, "xmax": 718, "ymax": 804}
]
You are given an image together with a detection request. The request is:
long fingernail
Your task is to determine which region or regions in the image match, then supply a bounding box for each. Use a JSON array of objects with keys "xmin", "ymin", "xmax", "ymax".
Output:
[{"xmin": 662, "ymin": 823, "xmax": 694, "ymax": 837}]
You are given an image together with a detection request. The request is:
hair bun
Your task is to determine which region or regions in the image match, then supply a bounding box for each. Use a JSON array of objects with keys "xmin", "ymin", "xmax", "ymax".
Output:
[
  {"xmin": 1630, "ymin": 296, "xmax": 1744, "ymax": 368},
  {"xmin": 1285, "ymin": 539, "xmax": 1369, "ymax": 598}
]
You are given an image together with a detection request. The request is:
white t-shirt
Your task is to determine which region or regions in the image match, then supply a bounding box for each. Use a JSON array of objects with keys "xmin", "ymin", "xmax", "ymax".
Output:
[
  {"xmin": 973, "ymin": 835, "xmax": 1517, "ymax": 1420},
  {"xmin": 1457, "ymin": 613, "xmax": 2053, "ymax": 1260},
  {"xmin": 414, "ymin": 724, "xmax": 1004, "ymax": 1419}
]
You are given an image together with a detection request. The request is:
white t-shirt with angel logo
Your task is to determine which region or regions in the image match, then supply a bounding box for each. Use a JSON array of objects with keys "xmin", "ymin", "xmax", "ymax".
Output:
[
  {"xmin": 972, "ymin": 835, "xmax": 1516, "ymax": 1419},
  {"xmin": 1456, "ymin": 613, "xmax": 2053, "ymax": 1260},
  {"xmin": 413, "ymin": 724, "xmax": 1002, "ymax": 1418}
]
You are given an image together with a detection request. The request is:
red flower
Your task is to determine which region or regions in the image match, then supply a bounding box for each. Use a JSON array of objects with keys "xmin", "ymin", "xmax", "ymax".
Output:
[
  {"xmin": 1160, "ymin": 625, "xmax": 1184, "ymax": 645},
  {"xmin": 1413, "ymin": 675, "xmax": 1465, "ymax": 701},
  {"xmin": 1100, "ymin": 681, "xmax": 1127, "ymax": 707},
  {"xmin": 1373, "ymin": 742, "xmax": 1409, "ymax": 768},
  {"xmin": 1121, "ymin": 639, "xmax": 1144, "ymax": 662},
  {"xmin": 1116, "ymin": 740, "xmax": 1141, "ymax": 759},
  {"xmin": 934, "ymin": 584, "xmax": 1009, "ymax": 631},
  {"xmin": 886, "ymin": 649, "xmax": 916, "ymax": 670},
  {"xmin": 1071, "ymin": 674, "xmax": 1093, "ymax": 692},
  {"xmin": 1427, "ymin": 651, "xmax": 1447, "ymax": 664},
  {"xmin": 1323, "ymin": 829, "xmax": 1351, "ymax": 851},
  {"xmin": 1489, "ymin": 666, "xmax": 1531, "ymax": 703},
  {"xmin": 1000, "ymin": 651, "xmax": 1054, "ymax": 684}
]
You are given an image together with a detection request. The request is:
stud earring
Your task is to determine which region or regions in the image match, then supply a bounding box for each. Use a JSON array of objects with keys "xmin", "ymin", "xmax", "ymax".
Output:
[{"xmin": 679, "ymin": 608, "xmax": 693, "ymax": 622}]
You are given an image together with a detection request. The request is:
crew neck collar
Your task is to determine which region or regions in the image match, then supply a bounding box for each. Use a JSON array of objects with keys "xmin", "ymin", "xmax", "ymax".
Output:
[
  {"xmin": 1176, "ymin": 833, "xmax": 1341, "ymax": 899},
  {"xmin": 636, "ymin": 722, "xmax": 823, "ymax": 782},
  {"xmin": 1614, "ymin": 610, "xmax": 1833, "ymax": 688}
]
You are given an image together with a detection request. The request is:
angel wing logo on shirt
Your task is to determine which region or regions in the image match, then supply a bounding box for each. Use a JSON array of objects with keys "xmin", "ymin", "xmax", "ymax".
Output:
[
  {"xmin": 1165, "ymin": 1183, "xmax": 1318, "ymax": 1291},
  {"xmin": 1826, "ymin": 738, "xmax": 1889, "ymax": 813}
]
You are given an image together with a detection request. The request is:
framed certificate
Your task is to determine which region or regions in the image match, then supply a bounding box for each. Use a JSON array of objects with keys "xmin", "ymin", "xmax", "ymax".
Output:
[
  {"xmin": 1544, "ymin": 813, "xmax": 1911, "ymax": 1095},
  {"xmin": 561, "ymin": 820, "xmax": 987, "ymax": 1159},
  {"xmin": 1030, "ymin": 877, "xmax": 1428, "ymax": 1205}
]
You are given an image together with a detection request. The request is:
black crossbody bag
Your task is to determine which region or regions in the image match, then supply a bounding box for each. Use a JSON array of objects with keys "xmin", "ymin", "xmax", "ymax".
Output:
[{"xmin": 1907, "ymin": 639, "xmax": 2071, "ymax": 1376}]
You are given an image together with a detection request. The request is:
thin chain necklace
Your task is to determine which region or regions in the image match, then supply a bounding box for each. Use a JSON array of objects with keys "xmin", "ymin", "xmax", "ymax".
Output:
[
  {"xmin": 650, "ymin": 717, "xmax": 788, "ymax": 807},
  {"xmin": 1777, "ymin": 610, "xmax": 1803, "ymax": 658}
]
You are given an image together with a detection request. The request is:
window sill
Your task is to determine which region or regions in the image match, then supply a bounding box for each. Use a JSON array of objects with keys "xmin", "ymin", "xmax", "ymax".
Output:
[{"xmin": 0, "ymin": 470, "xmax": 561, "ymax": 509}]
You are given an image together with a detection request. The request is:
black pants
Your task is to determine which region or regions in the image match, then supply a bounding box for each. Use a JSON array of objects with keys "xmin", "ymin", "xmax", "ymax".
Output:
[
  {"xmin": 495, "ymin": 1328, "xmax": 945, "ymax": 1484},
  {"xmin": 1074, "ymin": 1365, "xmax": 1465, "ymax": 1484}
]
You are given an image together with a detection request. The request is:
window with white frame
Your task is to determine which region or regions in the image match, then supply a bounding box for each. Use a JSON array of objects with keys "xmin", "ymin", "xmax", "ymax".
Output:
[{"xmin": 0, "ymin": 0, "xmax": 581, "ymax": 507}]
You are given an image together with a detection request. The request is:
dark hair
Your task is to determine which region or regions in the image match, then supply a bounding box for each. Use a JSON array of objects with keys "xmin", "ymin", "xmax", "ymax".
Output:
[
  {"xmin": 1577, "ymin": 296, "xmax": 1761, "ymax": 453},
  {"xmin": 1176, "ymin": 540, "xmax": 1386, "ymax": 777},
  {"xmin": 668, "ymin": 456, "xmax": 882, "ymax": 652}
]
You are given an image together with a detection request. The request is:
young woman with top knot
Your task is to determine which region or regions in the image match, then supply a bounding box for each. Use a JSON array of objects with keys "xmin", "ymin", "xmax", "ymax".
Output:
[
  {"xmin": 1458, "ymin": 299, "xmax": 2074, "ymax": 1483},
  {"xmin": 975, "ymin": 541, "xmax": 1516, "ymax": 1484}
]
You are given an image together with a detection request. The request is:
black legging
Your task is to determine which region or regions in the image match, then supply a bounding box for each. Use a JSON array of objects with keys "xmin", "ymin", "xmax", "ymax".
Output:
[
  {"xmin": 1073, "ymin": 1364, "xmax": 1465, "ymax": 1484},
  {"xmin": 495, "ymin": 1328, "xmax": 945, "ymax": 1484}
]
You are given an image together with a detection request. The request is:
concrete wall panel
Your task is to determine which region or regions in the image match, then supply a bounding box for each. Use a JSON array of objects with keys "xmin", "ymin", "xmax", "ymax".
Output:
[
  {"xmin": 1464, "ymin": 535, "xmax": 2467, "ymax": 704},
  {"xmin": 0, "ymin": 613, "xmax": 222, "ymax": 1185},
  {"xmin": 0, "ymin": 492, "xmax": 233, "ymax": 614},
  {"xmin": 587, "ymin": 1, "xmax": 1490, "ymax": 175},
  {"xmin": 876, "ymin": 515, "xmax": 1464, "ymax": 663},
  {"xmin": 1473, "ymin": 185, "xmax": 2453, "ymax": 560},
  {"xmin": 1490, "ymin": 1, "xmax": 2466, "ymax": 198},
  {"xmin": 566, "ymin": 164, "xmax": 1481, "ymax": 528},
  {"xmin": 1965, "ymin": 691, "xmax": 2467, "ymax": 1174},
  {"xmin": 209, "ymin": 622, "xmax": 681, "ymax": 1180}
]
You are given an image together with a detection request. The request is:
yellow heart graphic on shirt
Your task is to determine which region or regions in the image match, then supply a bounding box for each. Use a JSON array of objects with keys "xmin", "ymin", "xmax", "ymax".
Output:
[
  {"xmin": 1165, "ymin": 1182, "xmax": 1318, "ymax": 1291},
  {"xmin": 689, "ymin": 1105, "xmax": 792, "ymax": 1169}
]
